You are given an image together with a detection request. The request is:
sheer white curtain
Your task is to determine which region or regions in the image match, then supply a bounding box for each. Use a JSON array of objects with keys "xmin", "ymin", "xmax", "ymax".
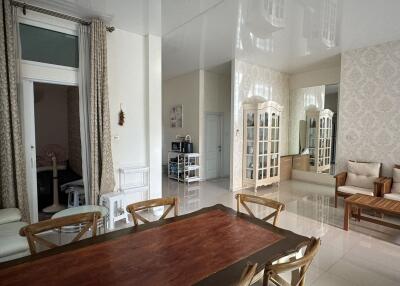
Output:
[{"xmin": 78, "ymin": 24, "xmax": 91, "ymax": 204}]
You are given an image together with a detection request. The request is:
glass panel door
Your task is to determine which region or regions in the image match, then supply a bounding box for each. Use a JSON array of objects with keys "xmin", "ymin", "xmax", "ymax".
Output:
[
  {"xmin": 270, "ymin": 112, "xmax": 279, "ymax": 178},
  {"xmin": 245, "ymin": 111, "xmax": 255, "ymax": 179},
  {"xmin": 258, "ymin": 111, "xmax": 268, "ymax": 180}
]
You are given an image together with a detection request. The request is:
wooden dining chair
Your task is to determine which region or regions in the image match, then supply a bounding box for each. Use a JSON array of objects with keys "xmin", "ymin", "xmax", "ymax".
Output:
[
  {"xmin": 262, "ymin": 237, "xmax": 320, "ymax": 286},
  {"xmin": 126, "ymin": 197, "xmax": 178, "ymax": 226},
  {"xmin": 20, "ymin": 212, "xmax": 101, "ymax": 255},
  {"xmin": 235, "ymin": 194, "xmax": 285, "ymax": 226},
  {"xmin": 237, "ymin": 263, "xmax": 258, "ymax": 286}
]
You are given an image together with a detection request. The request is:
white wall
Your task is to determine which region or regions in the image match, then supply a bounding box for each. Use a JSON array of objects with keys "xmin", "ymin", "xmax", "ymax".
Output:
[
  {"xmin": 289, "ymin": 65, "xmax": 341, "ymax": 90},
  {"xmin": 162, "ymin": 71, "xmax": 200, "ymax": 164},
  {"xmin": 107, "ymin": 28, "xmax": 147, "ymax": 185},
  {"xmin": 146, "ymin": 34, "xmax": 162, "ymax": 198},
  {"xmin": 108, "ymin": 29, "xmax": 162, "ymax": 197}
]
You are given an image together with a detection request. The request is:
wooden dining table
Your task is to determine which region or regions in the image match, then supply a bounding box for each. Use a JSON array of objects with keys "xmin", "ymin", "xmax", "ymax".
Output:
[{"xmin": 0, "ymin": 204, "xmax": 309, "ymax": 286}]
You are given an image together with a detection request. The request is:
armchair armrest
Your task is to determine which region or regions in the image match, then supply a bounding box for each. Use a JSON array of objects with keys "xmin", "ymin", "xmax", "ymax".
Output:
[
  {"xmin": 334, "ymin": 172, "xmax": 347, "ymax": 189},
  {"xmin": 374, "ymin": 177, "xmax": 392, "ymax": 197}
]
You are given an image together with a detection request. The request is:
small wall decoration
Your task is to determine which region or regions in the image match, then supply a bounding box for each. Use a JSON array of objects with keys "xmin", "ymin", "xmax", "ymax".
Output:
[
  {"xmin": 170, "ymin": 104, "xmax": 183, "ymax": 128},
  {"xmin": 118, "ymin": 105, "xmax": 125, "ymax": 126}
]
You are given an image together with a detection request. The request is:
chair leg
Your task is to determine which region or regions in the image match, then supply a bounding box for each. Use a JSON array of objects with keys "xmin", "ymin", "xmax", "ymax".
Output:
[{"xmin": 357, "ymin": 208, "xmax": 361, "ymax": 222}]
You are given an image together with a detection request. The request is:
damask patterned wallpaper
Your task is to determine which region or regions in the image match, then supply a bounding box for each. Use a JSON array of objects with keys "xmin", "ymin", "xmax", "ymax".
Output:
[
  {"xmin": 337, "ymin": 40, "xmax": 400, "ymax": 176},
  {"xmin": 231, "ymin": 59, "xmax": 289, "ymax": 190}
]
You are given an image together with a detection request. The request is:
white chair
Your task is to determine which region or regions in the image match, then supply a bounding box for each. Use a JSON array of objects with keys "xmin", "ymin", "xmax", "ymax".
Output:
[{"xmin": 334, "ymin": 161, "xmax": 383, "ymax": 207}]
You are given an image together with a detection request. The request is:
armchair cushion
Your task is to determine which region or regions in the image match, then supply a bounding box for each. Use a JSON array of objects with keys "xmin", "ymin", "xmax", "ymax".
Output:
[
  {"xmin": 384, "ymin": 193, "xmax": 400, "ymax": 201},
  {"xmin": 0, "ymin": 221, "xmax": 29, "ymax": 260},
  {"xmin": 0, "ymin": 208, "xmax": 22, "ymax": 225},
  {"xmin": 338, "ymin": 186, "xmax": 374, "ymax": 196},
  {"xmin": 392, "ymin": 168, "xmax": 400, "ymax": 193},
  {"xmin": 345, "ymin": 161, "xmax": 380, "ymax": 190}
]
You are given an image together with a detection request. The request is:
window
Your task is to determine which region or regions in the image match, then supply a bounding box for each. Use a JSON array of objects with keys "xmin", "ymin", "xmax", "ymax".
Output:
[{"xmin": 19, "ymin": 24, "xmax": 79, "ymax": 68}]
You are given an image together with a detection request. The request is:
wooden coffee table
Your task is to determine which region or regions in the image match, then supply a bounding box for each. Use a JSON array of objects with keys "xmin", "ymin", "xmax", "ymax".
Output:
[{"xmin": 344, "ymin": 193, "xmax": 400, "ymax": 231}]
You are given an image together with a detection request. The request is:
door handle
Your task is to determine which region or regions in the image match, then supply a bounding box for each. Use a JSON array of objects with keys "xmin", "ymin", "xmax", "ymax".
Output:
[{"xmin": 218, "ymin": 146, "xmax": 222, "ymax": 152}]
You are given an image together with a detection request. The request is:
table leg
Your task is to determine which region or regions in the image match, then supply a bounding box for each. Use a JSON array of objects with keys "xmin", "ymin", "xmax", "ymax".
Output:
[{"xmin": 344, "ymin": 202, "xmax": 350, "ymax": 231}]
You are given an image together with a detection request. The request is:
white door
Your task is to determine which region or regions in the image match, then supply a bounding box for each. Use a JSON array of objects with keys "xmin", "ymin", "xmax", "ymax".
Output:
[
  {"xmin": 205, "ymin": 114, "xmax": 223, "ymax": 180},
  {"xmin": 21, "ymin": 79, "xmax": 39, "ymax": 222}
]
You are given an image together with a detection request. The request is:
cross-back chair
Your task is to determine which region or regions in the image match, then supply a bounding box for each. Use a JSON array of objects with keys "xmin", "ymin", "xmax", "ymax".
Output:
[
  {"xmin": 237, "ymin": 263, "xmax": 258, "ymax": 286},
  {"xmin": 263, "ymin": 237, "xmax": 320, "ymax": 286},
  {"xmin": 126, "ymin": 197, "xmax": 178, "ymax": 226},
  {"xmin": 235, "ymin": 194, "xmax": 285, "ymax": 226},
  {"xmin": 20, "ymin": 211, "xmax": 101, "ymax": 255}
]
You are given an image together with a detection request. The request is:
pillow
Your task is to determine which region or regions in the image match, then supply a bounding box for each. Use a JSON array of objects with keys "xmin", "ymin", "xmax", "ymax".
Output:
[
  {"xmin": 345, "ymin": 161, "xmax": 380, "ymax": 189},
  {"xmin": 392, "ymin": 167, "xmax": 400, "ymax": 193}
]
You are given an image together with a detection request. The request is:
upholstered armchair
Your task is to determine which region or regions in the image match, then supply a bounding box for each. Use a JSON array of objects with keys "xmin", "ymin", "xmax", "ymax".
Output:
[
  {"xmin": 334, "ymin": 161, "xmax": 383, "ymax": 208},
  {"xmin": 379, "ymin": 165, "xmax": 400, "ymax": 201}
]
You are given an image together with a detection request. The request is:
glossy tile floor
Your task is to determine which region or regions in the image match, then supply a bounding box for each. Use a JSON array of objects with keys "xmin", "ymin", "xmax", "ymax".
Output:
[
  {"xmin": 163, "ymin": 177, "xmax": 400, "ymax": 286},
  {"xmin": 41, "ymin": 176, "xmax": 400, "ymax": 285}
]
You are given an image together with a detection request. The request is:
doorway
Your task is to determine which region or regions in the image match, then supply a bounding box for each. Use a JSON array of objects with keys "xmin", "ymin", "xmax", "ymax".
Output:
[
  {"xmin": 33, "ymin": 83, "xmax": 84, "ymax": 221},
  {"xmin": 205, "ymin": 113, "xmax": 223, "ymax": 180}
]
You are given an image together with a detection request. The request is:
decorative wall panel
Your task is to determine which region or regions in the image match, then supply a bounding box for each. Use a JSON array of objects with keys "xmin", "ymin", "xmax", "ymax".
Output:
[
  {"xmin": 231, "ymin": 59, "xmax": 289, "ymax": 190},
  {"xmin": 337, "ymin": 40, "xmax": 400, "ymax": 176}
]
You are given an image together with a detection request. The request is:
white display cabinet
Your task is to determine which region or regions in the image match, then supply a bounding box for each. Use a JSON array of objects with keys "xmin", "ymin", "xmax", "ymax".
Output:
[
  {"xmin": 242, "ymin": 99, "xmax": 283, "ymax": 190},
  {"xmin": 306, "ymin": 108, "xmax": 334, "ymax": 173}
]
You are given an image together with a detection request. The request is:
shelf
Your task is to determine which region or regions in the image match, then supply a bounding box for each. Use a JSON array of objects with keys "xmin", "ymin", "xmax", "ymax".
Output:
[
  {"xmin": 168, "ymin": 151, "xmax": 200, "ymax": 157},
  {"xmin": 185, "ymin": 177, "xmax": 200, "ymax": 183},
  {"xmin": 185, "ymin": 165, "xmax": 200, "ymax": 171}
]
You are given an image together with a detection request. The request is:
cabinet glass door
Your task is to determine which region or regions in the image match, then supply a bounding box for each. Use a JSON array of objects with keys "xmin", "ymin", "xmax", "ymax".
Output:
[
  {"xmin": 245, "ymin": 111, "xmax": 255, "ymax": 179},
  {"xmin": 258, "ymin": 111, "xmax": 268, "ymax": 180},
  {"xmin": 308, "ymin": 117, "xmax": 316, "ymax": 166},
  {"xmin": 270, "ymin": 112, "xmax": 279, "ymax": 177}
]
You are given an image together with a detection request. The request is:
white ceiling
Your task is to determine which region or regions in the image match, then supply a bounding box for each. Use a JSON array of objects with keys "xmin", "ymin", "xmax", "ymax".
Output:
[
  {"xmin": 162, "ymin": 0, "xmax": 400, "ymax": 79},
  {"xmin": 22, "ymin": 0, "xmax": 400, "ymax": 80}
]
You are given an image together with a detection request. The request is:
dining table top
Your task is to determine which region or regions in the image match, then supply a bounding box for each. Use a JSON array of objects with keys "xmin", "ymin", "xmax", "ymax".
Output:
[{"xmin": 0, "ymin": 204, "xmax": 309, "ymax": 286}]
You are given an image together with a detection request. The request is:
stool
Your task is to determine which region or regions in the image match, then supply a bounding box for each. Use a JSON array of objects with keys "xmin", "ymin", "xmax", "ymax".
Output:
[
  {"xmin": 100, "ymin": 192, "xmax": 128, "ymax": 230},
  {"xmin": 65, "ymin": 186, "xmax": 85, "ymax": 208}
]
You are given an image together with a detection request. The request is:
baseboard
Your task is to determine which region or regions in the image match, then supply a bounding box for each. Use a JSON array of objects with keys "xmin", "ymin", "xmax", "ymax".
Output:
[{"xmin": 291, "ymin": 170, "xmax": 335, "ymax": 186}]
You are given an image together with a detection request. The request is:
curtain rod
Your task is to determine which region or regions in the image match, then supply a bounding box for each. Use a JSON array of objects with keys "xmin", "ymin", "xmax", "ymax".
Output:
[{"xmin": 11, "ymin": 1, "xmax": 115, "ymax": 32}]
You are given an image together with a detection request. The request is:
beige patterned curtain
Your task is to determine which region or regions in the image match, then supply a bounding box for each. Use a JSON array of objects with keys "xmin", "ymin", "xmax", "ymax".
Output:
[
  {"xmin": 0, "ymin": 0, "xmax": 30, "ymax": 221},
  {"xmin": 89, "ymin": 19, "xmax": 115, "ymax": 204}
]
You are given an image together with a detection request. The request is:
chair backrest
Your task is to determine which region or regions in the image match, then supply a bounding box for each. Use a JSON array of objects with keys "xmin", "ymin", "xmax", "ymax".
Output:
[
  {"xmin": 263, "ymin": 237, "xmax": 320, "ymax": 286},
  {"xmin": 346, "ymin": 161, "xmax": 382, "ymax": 189},
  {"xmin": 235, "ymin": 194, "xmax": 284, "ymax": 226},
  {"xmin": 237, "ymin": 263, "xmax": 258, "ymax": 286},
  {"xmin": 20, "ymin": 212, "xmax": 101, "ymax": 254},
  {"xmin": 126, "ymin": 197, "xmax": 178, "ymax": 226}
]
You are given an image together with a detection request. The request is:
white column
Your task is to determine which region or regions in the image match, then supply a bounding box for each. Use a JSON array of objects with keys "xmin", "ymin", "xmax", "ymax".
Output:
[{"xmin": 146, "ymin": 34, "xmax": 162, "ymax": 199}]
